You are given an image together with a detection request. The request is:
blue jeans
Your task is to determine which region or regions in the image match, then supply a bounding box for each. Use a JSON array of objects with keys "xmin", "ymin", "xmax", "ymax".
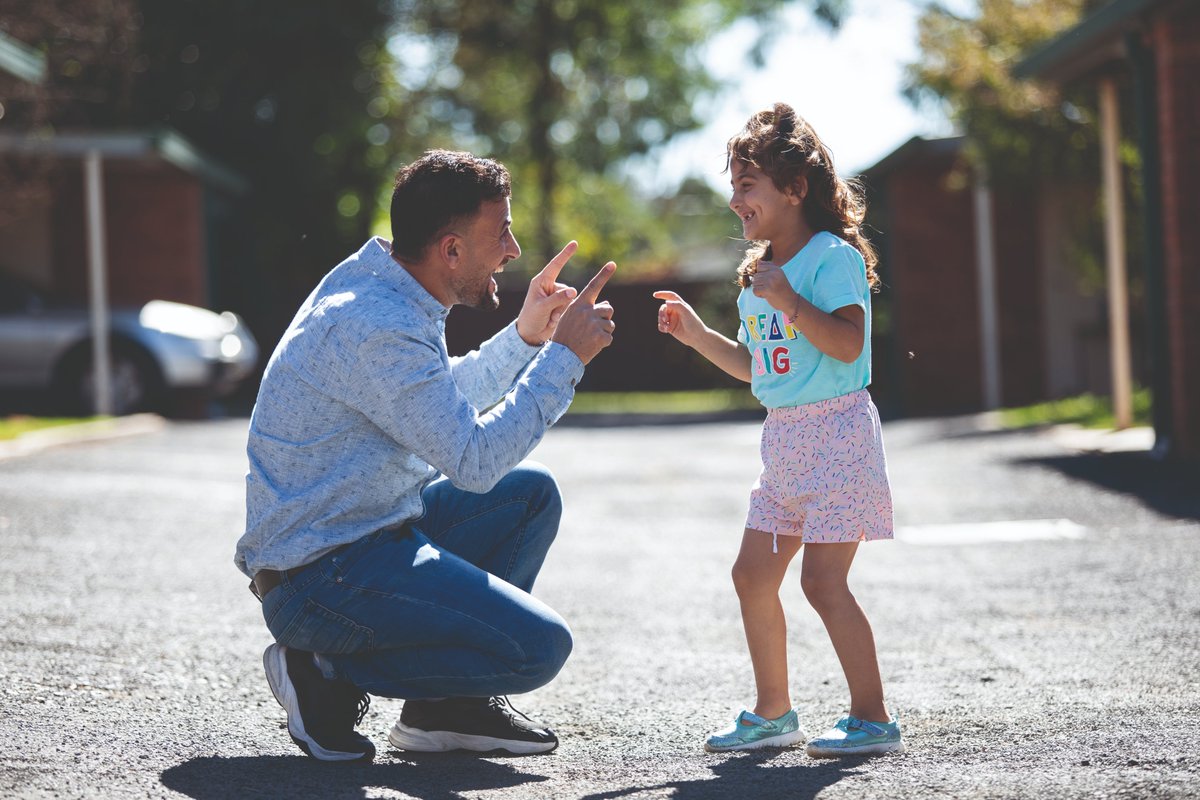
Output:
[{"xmin": 259, "ymin": 461, "xmax": 573, "ymax": 698}]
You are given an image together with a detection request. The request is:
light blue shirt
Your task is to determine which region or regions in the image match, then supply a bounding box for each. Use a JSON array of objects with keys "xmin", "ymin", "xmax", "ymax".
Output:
[
  {"xmin": 736, "ymin": 232, "xmax": 872, "ymax": 408},
  {"xmin": 235, "ymin": 237, "xmax": 585, "ymax": 577}
]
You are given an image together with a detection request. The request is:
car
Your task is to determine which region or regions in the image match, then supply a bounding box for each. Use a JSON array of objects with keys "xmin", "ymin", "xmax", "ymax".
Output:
[{"xmin": 0, "ymin": 273, "xmax": 259, "ymax": 416}]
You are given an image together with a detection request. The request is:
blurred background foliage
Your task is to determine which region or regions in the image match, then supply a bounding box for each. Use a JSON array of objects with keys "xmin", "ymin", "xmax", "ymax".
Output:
[
  {"xmin": 0, "ymin": 0, "xmax": 1131, "ymax": 354},
  {"xmin": 904, "ymin": 0, "xmax": 1144, "ymax": 303},
  {"xmin": 0, "ymin": 0, "xmax": 846, "ymax": 306}
]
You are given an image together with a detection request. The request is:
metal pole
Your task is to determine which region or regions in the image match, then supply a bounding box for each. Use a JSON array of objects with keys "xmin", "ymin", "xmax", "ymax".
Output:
[
  {"xmin": 84, "ymin": 149, "xmax": 113, "ymax": 416},
  {"xmin": 973, "ymin": 171, "xmax": 1002, "ymax": 410},
  {"xmin": 1099, "ymin": 77, "xmax": 1134, "ymax": 429}
]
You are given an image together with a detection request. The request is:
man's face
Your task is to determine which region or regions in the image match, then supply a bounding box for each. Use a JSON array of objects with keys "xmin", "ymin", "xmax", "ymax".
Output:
[{"xmin": 450, "ymin": 197, "xmax": 521, "ymax": 311}]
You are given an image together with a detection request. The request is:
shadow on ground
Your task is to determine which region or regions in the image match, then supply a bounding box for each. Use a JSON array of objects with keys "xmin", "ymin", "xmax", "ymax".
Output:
[
  {"xmin": 160, "ymin": 753, "xmax": 550, "ymax": 800},
  {"xmin": 1018, "ymin": 450, "xmax": 1200, "ymax": 522},
  {"xmin": 580, "ymin": 750, "xmax": 868, "ymax": 800},
  {"xmin": 161, "ymin": 750, "xmax": 868, "ymax": 800}
]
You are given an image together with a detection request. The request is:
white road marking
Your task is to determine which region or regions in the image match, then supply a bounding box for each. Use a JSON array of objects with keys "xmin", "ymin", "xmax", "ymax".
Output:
[{"xmin": 895, "ymin": 518, "xmax": 1087, "ymax": 545}]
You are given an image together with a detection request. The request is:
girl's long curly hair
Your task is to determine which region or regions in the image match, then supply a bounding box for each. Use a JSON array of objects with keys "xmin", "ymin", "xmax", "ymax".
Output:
[{"xmin": 727, "ymin": 103, "xmax": 879, "ymax": 290}]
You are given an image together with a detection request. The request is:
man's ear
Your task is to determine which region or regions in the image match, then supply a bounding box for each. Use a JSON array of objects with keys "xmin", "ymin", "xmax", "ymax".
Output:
[{"xmin": 438, "ymin": 232, "xmax": 462, "ymax": 269}]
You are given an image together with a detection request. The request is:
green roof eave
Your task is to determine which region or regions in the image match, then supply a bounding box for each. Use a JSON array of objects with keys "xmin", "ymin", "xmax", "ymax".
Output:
[
  {"xmin": 0, "ymin": 30, "xmax": 46, "ymax": 84},
  {"xmin": 1014, "ymin": 0, "xmax": 1164, "ymax": 84},
  {"xmin": 0, "ymin": 127, "xmax": 249, "ymax": 195}
]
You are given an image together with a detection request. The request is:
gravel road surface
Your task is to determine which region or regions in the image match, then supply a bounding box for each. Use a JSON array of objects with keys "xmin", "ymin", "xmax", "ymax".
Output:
[{"xmin": 1, "ymin": 415, "xmax": 1196, "ymax": 798}]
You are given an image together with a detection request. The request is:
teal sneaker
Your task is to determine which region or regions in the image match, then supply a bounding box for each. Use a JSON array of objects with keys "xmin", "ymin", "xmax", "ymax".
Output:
[
  {"xmin": 805, "ymin": 715, "xmax": 904, "ymax": 758},
  {"xmin": 704, "ymin": 709, "xmax": 807, "ymax": 752}
]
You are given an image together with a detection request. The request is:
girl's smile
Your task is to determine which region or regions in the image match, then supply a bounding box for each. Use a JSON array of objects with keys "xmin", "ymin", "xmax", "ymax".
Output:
[{"xmin": 729, "ymin": 161, "xmax": 810, "ymax": 263}]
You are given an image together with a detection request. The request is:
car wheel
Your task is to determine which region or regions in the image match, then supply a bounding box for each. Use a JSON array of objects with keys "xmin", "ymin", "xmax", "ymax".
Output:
[{"xmin": 53, "ymin": 339, "xmax": 164, "ymax": 416}]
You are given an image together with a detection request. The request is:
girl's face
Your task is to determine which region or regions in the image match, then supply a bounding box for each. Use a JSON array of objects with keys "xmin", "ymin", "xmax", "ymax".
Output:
[{"xmin": 728, "ymin": 161, "xmax": 803, "ymax": 243}]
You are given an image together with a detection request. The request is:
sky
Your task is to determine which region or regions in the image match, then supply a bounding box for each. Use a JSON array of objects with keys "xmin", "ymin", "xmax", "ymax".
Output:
[{"xmin": 641, "ymin": 0, "xmax": 964, "ymax": 194}]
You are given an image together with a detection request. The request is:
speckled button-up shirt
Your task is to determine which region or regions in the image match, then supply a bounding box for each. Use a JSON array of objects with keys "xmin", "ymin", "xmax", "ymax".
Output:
[{"xmin": 235, "ymin": 237, "xmax": 584, "ymax": 577}]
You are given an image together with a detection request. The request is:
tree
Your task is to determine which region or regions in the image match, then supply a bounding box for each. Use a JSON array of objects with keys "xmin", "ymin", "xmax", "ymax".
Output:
[
  {"xmin": 387, "ymin": 0, "xmax": 847, "ymax": 271},
  {"xmin": 1, "ymin": 0, "xmax": 405, "ymax": 334},
  {"xmin": 903, "ymin": 0, "xmax": 1106, "ymax": 186}
]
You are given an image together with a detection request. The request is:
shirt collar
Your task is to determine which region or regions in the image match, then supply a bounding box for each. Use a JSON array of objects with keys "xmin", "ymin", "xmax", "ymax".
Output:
[{"xmin": 359, "ymin": 236, "xmax": 450, "ymax": 320}]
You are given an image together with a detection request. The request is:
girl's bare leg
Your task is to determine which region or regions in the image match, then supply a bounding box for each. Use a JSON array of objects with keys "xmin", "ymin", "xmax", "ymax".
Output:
[
  {"xmin": 800, "ymin": 541, "xmax": 889, "ymax": 722},
  {"xmin": 731, "ymin": 529, "xmax": 804, "ymax": 719}
]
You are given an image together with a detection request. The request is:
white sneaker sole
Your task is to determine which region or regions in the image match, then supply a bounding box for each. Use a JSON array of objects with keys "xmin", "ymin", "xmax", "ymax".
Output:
[
  {"xmin": 388, "ymin": 721, "xmax": 557, "ymax": 754},
  {"xmin": 263, "ymin": 644, "xmax": 369, "ymax": 762},
  {"xmin": 704, "ymin": 727, "xmax": 808, "ymax": 753},
  {"xmin": 806, "ymin": 740, "xmax": 905, "ymax": 758}
]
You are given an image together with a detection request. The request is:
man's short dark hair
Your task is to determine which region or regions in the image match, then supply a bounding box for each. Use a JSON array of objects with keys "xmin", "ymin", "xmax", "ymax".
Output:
[{"xmin": 389, "ymin": 150, "xmax": 512, "ymax": 263}]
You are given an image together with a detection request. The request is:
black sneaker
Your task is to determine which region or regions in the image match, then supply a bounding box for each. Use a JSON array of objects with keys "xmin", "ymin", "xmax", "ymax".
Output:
[
  {"xmin": 388, "ymin": 696, "xmax": 558, "ymax": 754},
  {"xmin": 263, "ymin": 643, "xmax": 376, "ymax": 762}
]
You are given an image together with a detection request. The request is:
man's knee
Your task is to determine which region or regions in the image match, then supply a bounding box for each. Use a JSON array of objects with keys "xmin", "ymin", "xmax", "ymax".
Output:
[
  {"xmin": 507, "ymin": 461, "xmax": 562, "ymax": 522},
  {"xmin": 514, "ymin": 613, "xmax": 573, "ymax": 691}
]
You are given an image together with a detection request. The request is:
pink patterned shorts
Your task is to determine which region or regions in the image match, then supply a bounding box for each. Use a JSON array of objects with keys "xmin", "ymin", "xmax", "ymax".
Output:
[{"xmin": 746, "ymin": 389, "xmax": 894, "ymax": 544}]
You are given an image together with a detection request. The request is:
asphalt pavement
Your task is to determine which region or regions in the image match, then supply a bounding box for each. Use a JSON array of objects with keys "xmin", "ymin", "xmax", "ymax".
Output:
[{"xmin": 0, "ymin": 413, "xmax": 1196, "ymax": 799}]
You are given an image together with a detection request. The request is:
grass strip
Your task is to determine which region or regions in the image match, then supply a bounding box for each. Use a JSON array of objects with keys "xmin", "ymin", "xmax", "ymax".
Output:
[
  {"xmin": 0, "ymin": 416, "xmax": 104, "ymax": 441},
  {"xmin": 566, "ymin": 389, "xmax": 760, "ymax": 416},
  {"xmin": 1000, "ymin": 388, "xmax": 1152, "ymax": 430}
]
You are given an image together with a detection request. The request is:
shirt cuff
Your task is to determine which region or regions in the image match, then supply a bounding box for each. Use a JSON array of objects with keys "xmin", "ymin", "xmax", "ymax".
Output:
[
  {"xmin": 540, "ymin": 341, "xmax": 586, "ymax": 386},
  {"xmin": 489, "ymin": 319, "xmax": 544, "ymax": 365}
]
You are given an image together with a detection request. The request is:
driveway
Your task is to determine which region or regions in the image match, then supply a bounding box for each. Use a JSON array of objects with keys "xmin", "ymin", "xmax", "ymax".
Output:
[{"xmin": 0, "ymin": 415, "xmax": 1196, "ymax": 798}]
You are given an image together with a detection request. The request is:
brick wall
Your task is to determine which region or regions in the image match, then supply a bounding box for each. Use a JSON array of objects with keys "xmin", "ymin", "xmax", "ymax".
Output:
[
  {"xmin": 883, "ymin": 161, "xmax": 983, "ymax": 416},
  {"xmin": 993, "ymin": 187, "xmax": 1046, "ymax": 407},
  {"xmin": 1154, "ymin": 2, "xmax": 1200, "ymax": 457},
  {"xmin": 52, "ymin": 162, "xmax": 207, "ymax": 308}
]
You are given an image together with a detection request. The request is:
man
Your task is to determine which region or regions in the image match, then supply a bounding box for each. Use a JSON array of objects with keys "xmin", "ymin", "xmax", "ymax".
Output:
[{"xmin": 235, "ymin": 150, "xmax": 616, "ymax": 761}]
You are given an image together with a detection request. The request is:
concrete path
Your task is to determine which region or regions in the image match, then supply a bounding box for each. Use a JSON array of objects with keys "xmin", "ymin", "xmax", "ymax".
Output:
[{"xmin": 0, "ymin": 415, "xmax": 1196, "ymax": 798}]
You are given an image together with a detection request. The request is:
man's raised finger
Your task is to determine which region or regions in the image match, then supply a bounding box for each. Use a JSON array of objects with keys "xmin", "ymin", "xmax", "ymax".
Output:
[
  {"xmin": 576, "ymin": 262, "xmax": 616, "ymax": 304},
  {"xmin": 537, "ymin": 241, "xmax": 578, "ymax": 282},
  {"xmin": 652, "ymin": 290, "xmax": 682, "ymax": 303}
]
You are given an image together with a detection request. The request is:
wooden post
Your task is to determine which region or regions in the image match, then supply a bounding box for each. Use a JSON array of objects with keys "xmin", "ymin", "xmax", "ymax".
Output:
[{"xmin": 1098, "ymin": 76, "xmax": 1134, "ymax": 429}]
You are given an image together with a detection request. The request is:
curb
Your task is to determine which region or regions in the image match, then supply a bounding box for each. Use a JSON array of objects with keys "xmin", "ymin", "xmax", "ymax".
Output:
[
  {"xmin": 0, "ymin": 413, "xmax": 167, "ymax": 461},
  {"xmin": 1044, "ymin": 423, "xmax": 1155, "ymax": 454}
]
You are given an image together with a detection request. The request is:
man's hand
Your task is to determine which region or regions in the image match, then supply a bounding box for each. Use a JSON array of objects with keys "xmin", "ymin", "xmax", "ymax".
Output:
[
  {"xmin": 550, "ymin": 261, "xmax": 616, "ymax": 365},
  {"xmin": 516, "ymin": 241, "xmax": 580, "ymax": 345}
]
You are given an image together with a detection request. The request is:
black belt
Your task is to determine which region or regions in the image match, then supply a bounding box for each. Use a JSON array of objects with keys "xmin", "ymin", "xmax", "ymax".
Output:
[{"xmin": 249, "ymin": 565, "xmax": 304, "ymax": 602}]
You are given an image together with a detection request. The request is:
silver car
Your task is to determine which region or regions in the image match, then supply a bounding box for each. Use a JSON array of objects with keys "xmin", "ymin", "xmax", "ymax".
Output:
[{"xmin": 0, "ymin": 274, "xmax": 259, "ymax": 415}]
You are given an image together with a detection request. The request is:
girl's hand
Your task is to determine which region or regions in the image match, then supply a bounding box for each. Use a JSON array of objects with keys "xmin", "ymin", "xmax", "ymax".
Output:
[
  {"xmin": 653, "ymin": 290, "xmax": 705, "ymax": 347},
  {"xmin": 749, "ymin": 261, "xmax": 799, "ymax": 318}
]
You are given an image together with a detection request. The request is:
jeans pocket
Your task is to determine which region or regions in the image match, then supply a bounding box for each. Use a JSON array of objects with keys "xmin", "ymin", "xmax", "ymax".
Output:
[{"xmin": 273, "ymin": 597, "xmax": 374, "ymax": 655}]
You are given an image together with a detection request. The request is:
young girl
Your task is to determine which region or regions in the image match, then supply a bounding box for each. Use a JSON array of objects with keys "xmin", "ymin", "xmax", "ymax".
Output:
[{"xmin": 654, "ymin": 103, "xmax": 902, "ymax": 758}]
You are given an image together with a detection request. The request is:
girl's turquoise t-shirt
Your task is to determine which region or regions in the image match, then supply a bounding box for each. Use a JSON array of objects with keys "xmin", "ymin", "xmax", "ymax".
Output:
[{"xmin": 736, "ymin": 231, "xmax": 872, "ymax": 409}]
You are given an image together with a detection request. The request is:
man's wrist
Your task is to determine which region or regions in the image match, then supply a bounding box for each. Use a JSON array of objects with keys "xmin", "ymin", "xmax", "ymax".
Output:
[{"xmin": 515, "ymin": 318, "xmax": 545, "ymax": 347}]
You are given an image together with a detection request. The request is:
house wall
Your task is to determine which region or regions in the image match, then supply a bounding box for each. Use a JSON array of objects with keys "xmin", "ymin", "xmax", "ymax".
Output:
[
  {"xmin": 0, "ymin": 193, "xmax": 52, "ymax": 288},
  {"xmin": 1037, "ymin": 184, "xmax": 1110, "ymax": 398},
  {"xmin": 51, "ymin": 162, "xmax": 207, "ymax": 308},
  {"xmin": 1154, "ymin": 1, "xmax": 1200, "ymax": 457},
  {"xmin": 992, "ymin": 186, "xmax": 1046, "ymax": 407},
  {"xmin": 883, "ymin": 160, "xmax": 984, "ymax": 416}
]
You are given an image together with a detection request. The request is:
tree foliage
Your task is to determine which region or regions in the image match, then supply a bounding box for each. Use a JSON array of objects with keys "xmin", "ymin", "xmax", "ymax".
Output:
[
  {"xmin": 387, "ymin": 0, "xmax": 847, "ymax": 273},
  {"xmin": 904, "ymin": 0, "xmax": 1106, "ymax": 186},
  {"xmin": 1, "ymin": 0, "xmax": 401, "ymax": 330}
]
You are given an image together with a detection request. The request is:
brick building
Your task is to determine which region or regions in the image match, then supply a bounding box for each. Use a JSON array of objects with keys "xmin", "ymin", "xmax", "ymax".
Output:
[
  {"xmin": 861, "ymin": 137, "xmax": 1111, "ymax": 419},
  {"xmin": 1018, "ymin": 0, "xmax": 1199, "ymax": 459},
  {"xmin": 0, "ymin": 129, "xmax": 247, "ymax": 310}
]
